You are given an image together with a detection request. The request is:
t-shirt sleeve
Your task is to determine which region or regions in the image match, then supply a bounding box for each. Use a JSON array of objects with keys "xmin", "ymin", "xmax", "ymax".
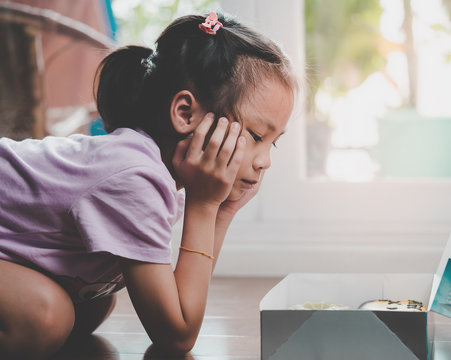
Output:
[{"xmin": 70, "ymin": 167, "xmax": 181, "ymax": 263}]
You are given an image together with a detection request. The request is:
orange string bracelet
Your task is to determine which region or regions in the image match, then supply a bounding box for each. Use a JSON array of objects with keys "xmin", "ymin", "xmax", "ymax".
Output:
[{"xmin": 179, "ymin": 246, "xmax": 215, "ymax": 260}]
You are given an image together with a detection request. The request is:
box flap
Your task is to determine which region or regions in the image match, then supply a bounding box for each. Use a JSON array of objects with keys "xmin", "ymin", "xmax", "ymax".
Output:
[
  {"xmin": 430, "ymin": 234, "xmax": 451, "ymax": 318},
  {"xmin": 260, "ymin": 275, "xmax": 290, "ymax": 310}
]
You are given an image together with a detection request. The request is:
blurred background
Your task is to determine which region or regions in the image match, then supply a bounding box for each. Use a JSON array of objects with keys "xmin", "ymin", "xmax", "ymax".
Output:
[{"xmin": 2, "ymin": 0, "xmax": 451, "ymax": 276}]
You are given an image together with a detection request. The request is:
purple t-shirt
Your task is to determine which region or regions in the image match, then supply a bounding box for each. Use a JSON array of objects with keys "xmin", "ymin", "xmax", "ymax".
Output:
[{"xmin": 0, "ymin": 128, "xmax": 184, "ymax": 301}]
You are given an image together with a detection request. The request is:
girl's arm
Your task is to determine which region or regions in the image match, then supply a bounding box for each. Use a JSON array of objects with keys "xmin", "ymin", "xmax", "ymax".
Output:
[
  {"xmin": 121, "ymin": 202, "xmax": 216, "ymax": 353},
  {"xmin": 212, "ymin": 174, "xmax": 263, "ymax": 272},
  {"xmin": 122, "ymin": 114, "xmax": 245, "ymax": 354},
  {"xmin": 212, "ymin": 211, "xmax": 232, "ymax": 272}
]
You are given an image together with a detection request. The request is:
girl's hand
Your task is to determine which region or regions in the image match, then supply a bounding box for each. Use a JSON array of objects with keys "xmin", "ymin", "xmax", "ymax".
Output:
[
  {"xmin": 172, "ymin": 113, "xmax": 246, "ymax": 210},
  {"xmin": 218, "ymin": 172, "xmax": 265, "ymax": 220}
]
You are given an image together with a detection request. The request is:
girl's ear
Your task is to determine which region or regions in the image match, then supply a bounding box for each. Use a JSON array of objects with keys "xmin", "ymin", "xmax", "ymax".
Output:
[{"xmin": 170, "ymin": 90, "xmax": 205, "ymax": 134}]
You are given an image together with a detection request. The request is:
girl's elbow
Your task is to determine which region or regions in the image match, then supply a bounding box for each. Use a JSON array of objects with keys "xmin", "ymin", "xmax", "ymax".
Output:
[
  {"xmin": 143, "ymin": 317, "xmax": 200, "ymax": 355},
  {"xmin": 151, "ymin": 335, "xmax": 196, "ymax": 356},
  {"xmin": 172, "ymin": 338, "xmax": 196, "ymax": 355}
]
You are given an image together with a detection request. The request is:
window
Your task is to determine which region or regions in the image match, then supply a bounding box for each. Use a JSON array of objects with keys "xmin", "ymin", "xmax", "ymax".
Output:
[{"xmin": 306, "ymin": 0, "xmax": 451, "ymax": 181}]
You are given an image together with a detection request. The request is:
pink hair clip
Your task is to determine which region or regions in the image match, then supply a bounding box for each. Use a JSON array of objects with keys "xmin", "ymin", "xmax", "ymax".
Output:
[{"xmin": 199, "ymin": 12, "xmax": 223, "ymax": 35}]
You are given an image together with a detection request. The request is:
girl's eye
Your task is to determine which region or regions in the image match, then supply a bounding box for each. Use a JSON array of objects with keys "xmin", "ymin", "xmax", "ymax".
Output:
[
  {"xmin": 272, "ymin": 136, "xmax": 282, "ymax": 149},
  {"xmin": 249, "ymin": 130, "xmax": 262, "ymax": 143},
  {"xmin": 249, "ymin": 129, "xmax": 279, "ymax": 148}
]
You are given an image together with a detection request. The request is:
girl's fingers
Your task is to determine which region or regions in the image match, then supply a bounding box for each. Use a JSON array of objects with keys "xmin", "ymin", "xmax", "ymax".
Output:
[
  {"xmin": 226, "ymin": 136, "xmax": 246, "ymax": 173},
  {"xmin": 186, "ymin": 113, "xmax": 215, "ymax": 158},
  {"xmin": 172, "ymin": 134, "xmax": 193, "ymax": 168},
  {"xmin": 203, "ymin": 117, "xmax": 229, "ymax": 162},
  {"xmin": 216, "ymin": 121, "xmax": 241, "ymax": 167}
]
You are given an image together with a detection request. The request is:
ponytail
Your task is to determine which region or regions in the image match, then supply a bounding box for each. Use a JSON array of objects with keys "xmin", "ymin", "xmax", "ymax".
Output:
[{"xmin": 94, "ymin": 46, "xmax": 153, "ymax": 133}]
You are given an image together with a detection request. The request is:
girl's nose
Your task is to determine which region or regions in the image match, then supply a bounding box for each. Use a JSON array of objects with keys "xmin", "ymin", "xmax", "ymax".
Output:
[{"xmin": 253, "ymin": 149, "xmax": 271, "ymax": 170}]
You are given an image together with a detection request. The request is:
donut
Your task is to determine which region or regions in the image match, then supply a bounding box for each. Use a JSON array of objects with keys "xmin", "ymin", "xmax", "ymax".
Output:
[{"xmin": 358, "ymin": 300, "xmax": 426, "ymax": 312}]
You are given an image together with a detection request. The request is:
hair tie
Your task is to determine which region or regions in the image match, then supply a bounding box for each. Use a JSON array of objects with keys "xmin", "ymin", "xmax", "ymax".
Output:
[{"xmin": 199, "ymin": 12, "xmax": 223, "ymax": 35}]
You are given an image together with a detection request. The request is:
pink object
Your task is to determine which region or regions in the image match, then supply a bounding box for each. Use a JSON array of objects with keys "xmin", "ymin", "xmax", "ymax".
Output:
[{"xmin": 199, "ymin": 12, "xmax": 223, "ymax": 35}]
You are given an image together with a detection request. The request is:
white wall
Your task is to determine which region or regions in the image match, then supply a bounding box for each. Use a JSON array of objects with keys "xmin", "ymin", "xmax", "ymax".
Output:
[{"xmin": 173, "ymin": 0, "xmax": 451, "ymax": 276}]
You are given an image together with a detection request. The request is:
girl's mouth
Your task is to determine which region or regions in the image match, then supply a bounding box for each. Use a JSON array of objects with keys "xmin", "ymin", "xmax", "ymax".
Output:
[{"xmin": 241, "ymin": 179, "xmax": 258, "ymax": 189}]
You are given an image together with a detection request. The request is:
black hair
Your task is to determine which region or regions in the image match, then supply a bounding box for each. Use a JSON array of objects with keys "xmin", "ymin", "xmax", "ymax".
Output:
[{"xmin": 94, "ymin": 13, "xmax": 297, "ymax": 139}]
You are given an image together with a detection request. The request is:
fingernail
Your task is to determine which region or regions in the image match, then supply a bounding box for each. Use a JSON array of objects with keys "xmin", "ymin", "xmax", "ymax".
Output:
[
  {"xmin": 219, "ymin": 117, "xmax": 228, "ymax": 125},
  {"xmin": 238, "ymin": 136, "xmax": 246, "ymax": 145},
  {"xmin": 232, "ymin": 122, "xmax": 240, "ymax": 130}
]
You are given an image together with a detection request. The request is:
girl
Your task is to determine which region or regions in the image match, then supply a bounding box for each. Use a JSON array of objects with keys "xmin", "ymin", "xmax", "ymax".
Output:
[{"xmin": 0, "ymin": 12, "xmax": 296, "ymax": 359}]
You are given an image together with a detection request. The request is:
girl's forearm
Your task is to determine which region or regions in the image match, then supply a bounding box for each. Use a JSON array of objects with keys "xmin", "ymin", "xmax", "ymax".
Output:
[
  {"xmin": 173, "ymin": 202, "xmax": 218, "ymax": 334},
  {"xmin": 212, "ymin": 212, "xmax": 234, "ymax": 272}
]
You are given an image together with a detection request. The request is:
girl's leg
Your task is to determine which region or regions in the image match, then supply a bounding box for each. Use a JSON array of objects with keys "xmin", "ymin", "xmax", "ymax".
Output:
[
  {"xmin": 0, "ymin": 260, "xmax": 75, "ymax": 360},
  {"xmin": 71, "ymin": 293, "xmax": 117, "ymax": 336},
  {"xmin": 51, "ymin": 295, "xmax": 118, "ymax": 359}
]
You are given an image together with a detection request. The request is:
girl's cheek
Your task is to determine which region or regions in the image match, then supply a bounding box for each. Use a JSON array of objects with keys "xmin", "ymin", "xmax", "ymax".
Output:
[{"xmin": 226, "ymin": 186, "xmax": 240, "ymax": 201}]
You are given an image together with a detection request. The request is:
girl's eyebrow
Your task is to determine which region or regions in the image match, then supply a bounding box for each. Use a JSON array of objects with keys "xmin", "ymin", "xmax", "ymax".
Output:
[
  {"xmin": 254, "ymin": 116, "xmax": 285, "ymax": 135},
  {"xmin": 250, "ymin": 115, "xmax": 274, "ymax": 131}
]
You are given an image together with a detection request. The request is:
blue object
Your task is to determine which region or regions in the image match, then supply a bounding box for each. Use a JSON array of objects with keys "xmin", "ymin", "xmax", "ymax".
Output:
[
  {"xmin": 431, "ymin": 259, "xmax": 451, "ymax": 318},
  {"xmin": 89, "ymin": 117, "xmax": 107, "ymax": 136},
  {"xmin": 88, "ymin": 1, "xmax": 115, "ymax": 137},
  {"xmin": 103, "ymin": 0, "xmax": 117, "ymax": 40}
]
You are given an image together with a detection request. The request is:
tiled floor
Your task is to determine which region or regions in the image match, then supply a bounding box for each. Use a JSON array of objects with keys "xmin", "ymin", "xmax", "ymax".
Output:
[
  {"xmin": 50, "ymin": 277, "xmax": 282, "ymax": 360},
  {"xmin": 50, "ymin": 276, "xmax": 451, "ymax": 360}
]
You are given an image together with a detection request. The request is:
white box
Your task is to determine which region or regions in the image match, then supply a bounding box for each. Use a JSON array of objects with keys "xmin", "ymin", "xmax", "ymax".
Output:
[{"xmin": 260, "ymin": 238, "xmax": 451, "ymax": 360}]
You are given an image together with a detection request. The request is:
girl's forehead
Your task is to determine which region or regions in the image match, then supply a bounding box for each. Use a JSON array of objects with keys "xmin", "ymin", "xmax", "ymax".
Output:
[{"xmin": 237, "ymin": 80, "xmax": 293, "ymax": 130}]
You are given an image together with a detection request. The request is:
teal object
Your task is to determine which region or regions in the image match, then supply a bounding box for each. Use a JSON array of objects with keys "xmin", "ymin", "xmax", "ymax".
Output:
[
  {"xmin": 88, "ymin": 1, "xmax": 115, "ymax": 137},
  {"xmin": 431, "ymin": 259, "xmax": 451, "ymax": 318},
  {"xmin": 103, "ymin": 0, "xmax": 117, "ymax": 40},
  {"xmin": 89, "ymin": 118, "xmax": 107, "ymax": 136},
  {"xmin": 374, "ymin": 109, "xmax": 451, "ymax": 178}
]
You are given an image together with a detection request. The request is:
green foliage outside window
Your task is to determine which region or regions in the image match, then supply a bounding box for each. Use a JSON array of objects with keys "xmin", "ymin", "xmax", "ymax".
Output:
[{"xmin": 304, "ymin": 0, "xmax": 384, "ymax": 111}]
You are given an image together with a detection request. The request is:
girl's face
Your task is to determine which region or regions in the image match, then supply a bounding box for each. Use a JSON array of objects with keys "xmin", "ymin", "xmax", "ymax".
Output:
[{"xmin": 227, "ymin": 78, "xmax": 294, "ymax": 201}]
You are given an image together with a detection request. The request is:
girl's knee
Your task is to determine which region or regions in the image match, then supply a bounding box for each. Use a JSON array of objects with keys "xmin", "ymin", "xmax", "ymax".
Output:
[
  {"xmin": 0, "ymin": 272, "xmax": 75, "ymax": 359},
  {"xmin": 36, "ymin": 289, "xmax": 75, "ymax": 337},
  {"xmin": 1, "ymin": 300, "xmax": 74, "ymax": 359},
  {"xmin": 29, "ymin": 286, "xmax": 75, "ymax": 354}
]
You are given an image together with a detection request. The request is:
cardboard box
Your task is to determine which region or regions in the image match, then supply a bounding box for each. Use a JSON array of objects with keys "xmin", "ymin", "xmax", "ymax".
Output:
[{"xmin": 260, "ymin": 238, "xmax": 451, "ymax": 360}]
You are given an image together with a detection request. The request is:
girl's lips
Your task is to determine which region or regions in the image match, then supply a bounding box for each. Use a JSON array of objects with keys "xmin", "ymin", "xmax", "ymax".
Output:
[{"xmin": 241, "ymin": 179, "xmax": 258, "ymax": 189}]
